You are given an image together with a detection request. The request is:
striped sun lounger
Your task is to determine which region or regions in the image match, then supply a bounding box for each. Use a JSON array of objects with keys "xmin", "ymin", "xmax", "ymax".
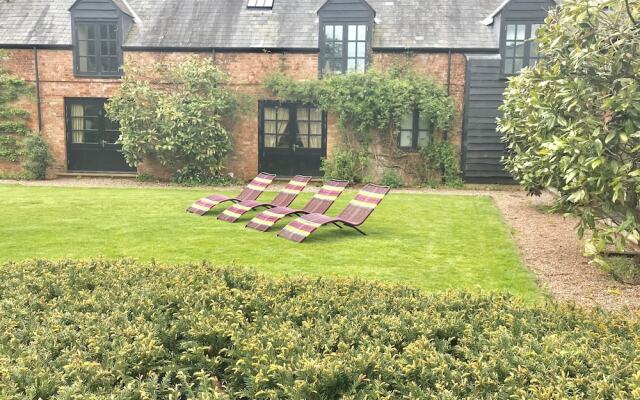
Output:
[
  {"xmin": 245, "ymin": 180, "xmax": 349, "ymax": 232},
  {"xmin": 277, "ymin": 184, "xmax": 390, "ymax": 243},
  {"xmin": 186, "ymin": 172, "xmax": 276, "ymax": 216},
  {"xmin": 217, "ymin": 175, "xmax": 312, "ymax": 223}
]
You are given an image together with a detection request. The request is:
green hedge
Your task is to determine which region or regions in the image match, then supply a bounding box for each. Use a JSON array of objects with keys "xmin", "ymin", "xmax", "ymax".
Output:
[{"xmin": 0, "ymin": 260, "xmax": 639, "ymax": 399}]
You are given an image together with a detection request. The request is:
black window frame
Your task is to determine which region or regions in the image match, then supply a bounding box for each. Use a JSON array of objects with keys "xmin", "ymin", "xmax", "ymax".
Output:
[
  {"xmin": 72, "ymin": 19, "xmax": 123, "ymax": 78},
  {"xmin": 319, "ymin": 22, "xmax": 371, "ymax": 77},
  {"xmin": 500, "ymin": 21, "xmax": 543, "ymax": 76},
  {"xmin": 397, "ymin": 109, "xmax": 433, "ymax": 151},
  {"xmin": 258, "ymin": 100, "xmax": 328, "ymax": 151},
  {"xmin": 66, "ymin": 97, "xmax": 121, "ymax": 146}
]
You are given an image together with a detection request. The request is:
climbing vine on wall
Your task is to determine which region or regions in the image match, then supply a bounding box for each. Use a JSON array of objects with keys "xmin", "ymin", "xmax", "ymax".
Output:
[
  {"xmin": 0, "ymin": 50, "xmax": 33, "ymax": 163},
  {"xmin": 265, "ymin": 66, "xmax": 458, "ymax": 185},
  {"xmin": 265, "ymin": 67, "xmax": 455, "ymax": 145}
]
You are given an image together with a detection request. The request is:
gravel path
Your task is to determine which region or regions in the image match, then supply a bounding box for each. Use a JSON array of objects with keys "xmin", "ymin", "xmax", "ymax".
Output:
[{"xmin": 2, "ymin": 177, "xmax": 639, "ymax": 310}]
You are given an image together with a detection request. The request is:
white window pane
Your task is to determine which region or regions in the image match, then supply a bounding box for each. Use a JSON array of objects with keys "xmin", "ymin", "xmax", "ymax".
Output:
[
  {"xmin": 400, "ymin": 113, "xmax": 413, "ymax": 130},
  {"xmin": 265, "ymin": 120, "xmax": 277, "ymax": 134},
  {"xmin": 348, "ymin": 25, "xmax": 357, "ymax": 40},
  {"xmin": 355, "ymin": 58, "xmax": 365, "ymax": 72},
  {"xmin": 506, "ymin": 24, "xmax": 516, "ymax": 41},
  {"xmin": 418, "ymin": 115, "xmax": 429, "ymax": 130},
  {"xmin": 357, "ymin": 43, "xmax": 365, "ymax": 58},
  {"xmin": 417, "ymin": 131, "xmax": 430, "ymax": 148},
  {"xmin": 296, "ymin": 108, "xmax": 309, "ymax": 123},
  {"xmin": 513, "ymin": 58, "xmax": 523, "ymax": 71},
  {"xmin": 333, "ymin": 25, "xmax": 341, "ymax": 41},
  {"xmin": 264, "ymin": 107, "xmax": 276, "ymax": 120},
  {"xmin": 358, "ymin": 25, "xmax": 367, "ymax": 40},
  {"xmin": 348, "ymin": 42, "xmax": 357, "ymax": 58},
  {"xmin": 309, "ymin": 108, "xmax": 322, "ymax": 121},
  {"xmin": 309, "ymin": 135, "xmax": 322, "ymax": 149},
  {"xmin": 324, "ymin": 25, "xmax": 334, "ymax": 40},
  {"xmin": 265, "ymin": 135, "xmax": 277, "ymax": 148},
  {"xmin": 515, "ymin": 42, "xmax": 525, "ymax": 58},
  {"xmin": 517, "ymin": 24, "xmax": 526, "ymax": 40},
  {"xmin": 347, "ymin": 59, "xmax": 356, "ymax": 72},
  {"xmin": 277, "ymin": 107, "xmax": 289, "ymax": 121},
  {"xmin": 399, "ymin": 131, "xmax": 413, "ymax": 148}
]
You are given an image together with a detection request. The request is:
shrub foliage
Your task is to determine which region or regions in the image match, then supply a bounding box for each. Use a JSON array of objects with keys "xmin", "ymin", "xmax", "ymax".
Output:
[
  {"xmin": 1, "ymin": 259, "xmax": 640, "ymax": 399},
  {"xmin": 266, "ymin": 68, "xmax": 455, "ymax": 144},
  {"xmin": 499, "ymin": 0, "xmax": 640, "ymax": 255},
  {"xmin": 106, "ymin": 58, "xmax": 237, "ymax": 183}
]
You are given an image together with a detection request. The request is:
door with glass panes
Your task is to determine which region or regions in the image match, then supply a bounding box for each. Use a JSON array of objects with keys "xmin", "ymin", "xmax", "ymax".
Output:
[
  {"xmin": 258, "ymin": 101, "xmax": 327, "ymax": 176},
  {"xmin": 65, "ymin": 98, "xmax": 134, "ymax": 172}
]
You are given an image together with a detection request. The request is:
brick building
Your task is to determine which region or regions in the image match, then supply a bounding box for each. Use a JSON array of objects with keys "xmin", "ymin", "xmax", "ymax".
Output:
[{"xmin": 0, "ymin": 0, "xmax": 558, "ymax": 182}]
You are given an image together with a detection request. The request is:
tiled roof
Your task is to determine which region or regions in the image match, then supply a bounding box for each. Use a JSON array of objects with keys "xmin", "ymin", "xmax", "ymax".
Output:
[{"xmin": 0, "ymin": 0, "xmax": 515, "ymax": 50}]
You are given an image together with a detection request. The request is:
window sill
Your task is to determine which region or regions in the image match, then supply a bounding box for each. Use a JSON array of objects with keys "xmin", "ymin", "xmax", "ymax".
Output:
[{"xmin": 73, "ymin": 73, "xmax": 123, "ymax": 80}]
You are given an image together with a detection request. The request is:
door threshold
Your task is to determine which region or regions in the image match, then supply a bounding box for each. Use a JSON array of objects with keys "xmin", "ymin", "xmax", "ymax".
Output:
[{"xmin": 58, "ymin": 172, "xmax": 138, "ymax": 179}]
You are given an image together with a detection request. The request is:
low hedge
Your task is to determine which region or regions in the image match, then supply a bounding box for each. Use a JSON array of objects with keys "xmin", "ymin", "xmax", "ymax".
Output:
[{"xmin": 0, "ymin": 260, "xmax": 639, "ymax": 399}]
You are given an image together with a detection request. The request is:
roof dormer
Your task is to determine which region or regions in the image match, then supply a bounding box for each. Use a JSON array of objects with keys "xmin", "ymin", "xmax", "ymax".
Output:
[{"xmin": 69, "ymin": 0, "xmax": 136, "ymax": 77}]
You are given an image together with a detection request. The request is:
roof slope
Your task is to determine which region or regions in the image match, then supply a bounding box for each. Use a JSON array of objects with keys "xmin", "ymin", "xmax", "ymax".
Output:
[{"xmin": 0, "ymin": 0, "xmax": 508, "ymax": 50}]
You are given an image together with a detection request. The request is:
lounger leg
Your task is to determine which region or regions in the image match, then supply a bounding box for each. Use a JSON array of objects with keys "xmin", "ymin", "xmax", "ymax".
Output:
[
  {"xmin": 332, "ymin": 222, "xmax": 343, "ymax": 229},
  {"xmin": 350, "ymin": 225, "xmax": 367, "ymax": 236}
]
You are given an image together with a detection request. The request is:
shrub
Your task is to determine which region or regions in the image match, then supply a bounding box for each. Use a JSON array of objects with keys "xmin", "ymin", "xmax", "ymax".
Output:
[
  {"xmin": 419, "ymin": 141, "xmax": 463, "ymax": 188},
  {"xmin": 106, "ymin": 58, "xmax": 237, "ymax": 183},
  {"xmin": 1, "ymin": 259, "xmax": 640, "ymax": 399},
  {"xmin": 22, "ymin": 134, "xmax": 52, "ymax": 179},
  {"xmin": 380, "ymin": 169, "xmax": 403, "ymax": 188},
  {"xmin": 499, "ymin": 0, "xmax": 640, "ymax": 256},
  {"xmin": 320, "ymin": 149, "xmax": 369, "ymax": 183}
]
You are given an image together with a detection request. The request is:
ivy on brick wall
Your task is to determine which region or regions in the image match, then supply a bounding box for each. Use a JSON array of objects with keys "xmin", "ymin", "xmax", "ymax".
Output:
[
  {"xmin": 265, "ymin": 66, "xmax": 459, "ymax": 186},
  {"xmin": 265, "ymin": 67, "xmax": 455, "ymax": 145},
  {"xmin": 0, "ymin": 50, "xmax": 51, "ymax": 180},
  {"xmin": 0, "ymin": 50, "xmax": 33, "ymax": 163}
]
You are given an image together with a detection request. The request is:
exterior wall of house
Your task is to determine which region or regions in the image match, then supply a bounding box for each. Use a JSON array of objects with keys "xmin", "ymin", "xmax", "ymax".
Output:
[{"xmin": 0, "ymin": 47, "xmax": 466, "ymax": 182}]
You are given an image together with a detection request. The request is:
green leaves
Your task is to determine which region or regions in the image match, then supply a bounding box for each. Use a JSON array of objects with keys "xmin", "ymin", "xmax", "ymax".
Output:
[
  {"xmin": 106, "ymin": 58, "xmax": 237, "ymax": 183},
  {"xmin": 0, "ymin": 50, "xmax": 36, "ymax": 168},
  {"xmin": 1, "ymin": 259, "xmax": 640, "ymax": 399},
  {"xmin": 265, "ymin": 68, "xmax": 455, "ymax": 144},
  {"xmin": 499, "ymin": 0, "xmax": 640, "ymax": 257}
]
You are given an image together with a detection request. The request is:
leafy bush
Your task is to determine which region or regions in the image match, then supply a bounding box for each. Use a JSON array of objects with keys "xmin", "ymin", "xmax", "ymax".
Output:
[
  {"xmin": 106, "ymin": 57, "xmax": 237, "ymax": 183},
  {"xmin": 380, "ymin": 169, "xmax": 403, "ymax": 188},
  {"xmin": 22, "ymin": 134, "xmax": 52, "ymax": 179},
  {"xmin": 419, "ymin": 141, "xmax": 463, "ymax": 188},
  {"xmin": 499, "ymin": 0, "xmax": 640, "ymax": 256},
  {"xmin": 1, "ymin": 259, "xmax": 640, "ymax": 399},
  {"xmin": 265, "ymin": 68, "xmax": 455, "ymax": 144},
  {"xmin": 320, "ymin": 149, "xmax": 369, "ymax": 183}
]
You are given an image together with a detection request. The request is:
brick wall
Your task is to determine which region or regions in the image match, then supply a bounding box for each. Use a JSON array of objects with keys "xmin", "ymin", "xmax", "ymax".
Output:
[{"xmin": 0, "ymin": 48, "xmax": 466, "ymax": 182}]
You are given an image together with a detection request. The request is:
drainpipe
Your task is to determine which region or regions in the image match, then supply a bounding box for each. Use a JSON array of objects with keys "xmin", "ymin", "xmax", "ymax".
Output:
[
  {"xmin": 33, "ymin": 47, "xmax": 43, "ymax": 133},
  {"xmin": 211, "ymin": 48, "xmax": 217, "ymax": 64},
  {"xmin": 445, "ymin": 50, "xmax": 452, "ymax": 142}
]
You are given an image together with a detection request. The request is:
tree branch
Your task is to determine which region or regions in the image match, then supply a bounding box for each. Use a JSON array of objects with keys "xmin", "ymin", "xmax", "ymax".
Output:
[{"xmin": 625, "ymin": 0, "xmax": 638, "ymax": 26}]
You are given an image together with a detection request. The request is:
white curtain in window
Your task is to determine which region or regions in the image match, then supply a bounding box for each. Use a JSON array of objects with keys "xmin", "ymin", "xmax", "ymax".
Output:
[{"xmin": 71, "ymin": 104, "xmax": 85, "ymax": 143}]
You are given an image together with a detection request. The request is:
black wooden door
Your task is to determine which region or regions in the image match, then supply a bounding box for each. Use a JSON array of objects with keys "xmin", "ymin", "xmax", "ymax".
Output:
[
  {"xmin": 258, "ymin": 101, "xmax": 327, "ymax": 177},
  {"xmin": 65, "ymin": 98, "xmax": 135, "ymax": 173}
]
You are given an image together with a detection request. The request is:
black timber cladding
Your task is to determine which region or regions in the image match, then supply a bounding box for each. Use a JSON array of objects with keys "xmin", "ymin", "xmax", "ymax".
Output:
[
  {"xmin": 462, "ymin": 0, "xmax": 556, "ymax": 183},
  {"xmin": 462, "ymin": 55, "xmax": 511, "ymax": 183}
]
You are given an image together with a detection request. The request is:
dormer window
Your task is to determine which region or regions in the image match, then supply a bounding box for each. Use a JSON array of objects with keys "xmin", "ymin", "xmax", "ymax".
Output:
[
  {"xmin": 75, "ymin": 21, "xmax": 121, "ymax": 76},
  {"xmin": 247, "ymin": 0, "xmax": 274, "ymax": 9},
  {"xmin": 501, "ymin": 22, "xmax": 542, "ymax": 75},
  {"xmin": 318, "ymin": 0, "xmax": 375, "ymax": 77},
  {"xmin": 70, "ymin": 0, "xmax": 133, "ymax": 78},
  {"xmin": 322, "ymin": 24, "xmax": 368, "ymax": 75}
]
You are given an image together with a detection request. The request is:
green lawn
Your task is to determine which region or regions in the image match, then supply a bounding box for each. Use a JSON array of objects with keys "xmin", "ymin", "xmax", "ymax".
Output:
[{"xmin": 0, "ymin": 184, "xmax": 541, "ymax": 301}]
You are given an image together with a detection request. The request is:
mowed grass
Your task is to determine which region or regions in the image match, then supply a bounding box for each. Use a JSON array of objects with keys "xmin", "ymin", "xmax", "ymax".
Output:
[{"xmin": 0, "ymin": 184, "xmax": 541, "ymax": 301}]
